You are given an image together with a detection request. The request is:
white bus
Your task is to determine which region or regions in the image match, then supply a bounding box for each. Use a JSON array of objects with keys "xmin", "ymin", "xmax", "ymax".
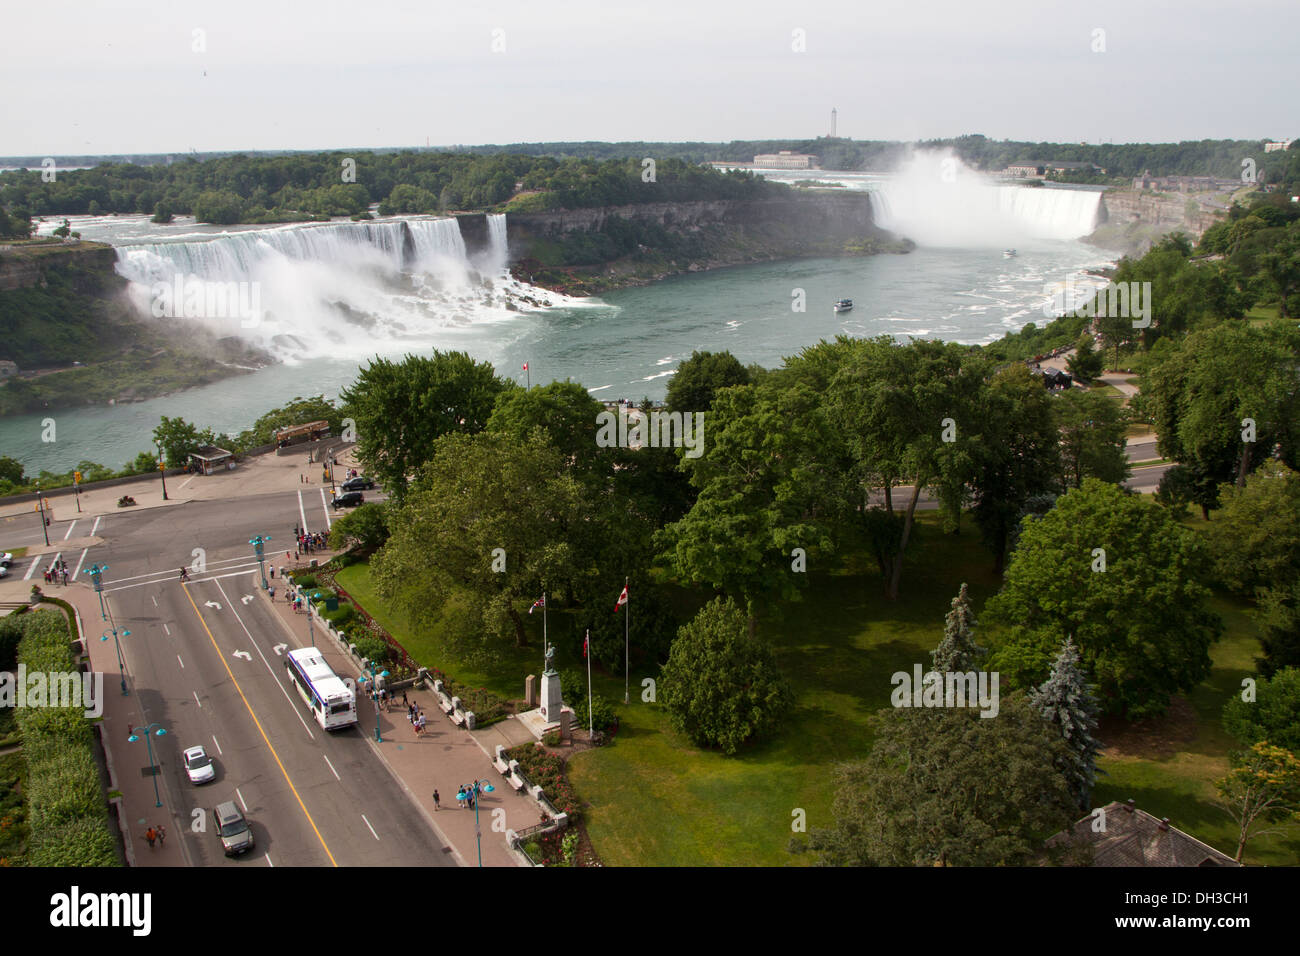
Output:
[{"xmin": 284, "ymin": 647, "xmax": 357, "ymax": 730}]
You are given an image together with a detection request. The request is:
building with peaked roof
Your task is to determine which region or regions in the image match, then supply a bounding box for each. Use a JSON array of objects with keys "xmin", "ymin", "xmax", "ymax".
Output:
[{"xmin": 1047, "ymin": 799, "xmax": 1240, "ymax": 867}]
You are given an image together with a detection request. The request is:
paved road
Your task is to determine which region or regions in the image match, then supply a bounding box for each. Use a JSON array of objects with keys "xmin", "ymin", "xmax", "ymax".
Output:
[{"xmin": 76, "ymin": 489, "xmax": 451, "ymax": 868}]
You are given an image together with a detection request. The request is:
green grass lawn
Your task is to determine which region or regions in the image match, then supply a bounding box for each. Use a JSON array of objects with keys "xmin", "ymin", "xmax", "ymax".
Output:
[{"xmin": 338, "ymin": 513, "xmax": 1298, "ymax": 867}]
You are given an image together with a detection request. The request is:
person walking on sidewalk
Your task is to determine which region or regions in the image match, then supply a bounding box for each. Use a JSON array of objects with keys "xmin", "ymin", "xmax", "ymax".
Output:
[
  {"xmin": 432, "ymin": 789, "xmax": 440, "ymax": 811},
  {"xmin": 145, "ymin": 826, "xmax": 157, "ymax": 849},
  {"xmin": 155, "ymin": 824, "xmax": 167, "ymax": 847}
]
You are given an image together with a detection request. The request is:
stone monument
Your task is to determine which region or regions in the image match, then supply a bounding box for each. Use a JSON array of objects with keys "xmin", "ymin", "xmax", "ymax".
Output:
[{"xmin": 539, "ymin": 645, "xmax": 562, "ymax": 723}]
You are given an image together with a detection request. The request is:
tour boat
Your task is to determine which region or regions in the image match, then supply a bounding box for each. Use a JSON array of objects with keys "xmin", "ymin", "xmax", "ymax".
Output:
[
  {"xmin": 1003, "ymin": 249, "xmax": 1017, "ymax": 258},
  {"xmin": 833, "ymin": 298, "xmax": 853, "ymax": 313}
]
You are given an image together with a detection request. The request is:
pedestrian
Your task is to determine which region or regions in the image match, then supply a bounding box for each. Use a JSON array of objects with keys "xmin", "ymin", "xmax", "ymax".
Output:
[
  {"xmin": 145, "ymin": 826, "xmax": 157, "ymax": 849},
  {"xmin": 156, "ymin": 824, "xmax": 166, "ymax": 847},
  {"xmin": 43, "ymin": 568, "xmax": 51, "ymax": 584},
  {"xmin": 269, "ymin": 566, "xmax": 275, "ymax": 579},
  {"xmin": 432, "ymin": 789, "xmax": 440, "ymax": 811},
  {"xmin": 62, "ymin": 570, "xmax": 69, "ymax": 586},
  {"xmin": 295, "ymin": 550, "xmax": 300, "ymax": 561},
  {"xmin": 402, "ymin": 690, "xmax": 409, "ymax": 709}
]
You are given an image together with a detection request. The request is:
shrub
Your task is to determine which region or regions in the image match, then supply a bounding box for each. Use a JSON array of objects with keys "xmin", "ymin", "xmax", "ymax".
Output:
[
  {"xmin": 572, "ymin": 694, "xmax": 617, "ymax": 735},
  {"xmin": 28, "ymin": 816, "xmax": 118, "ymax": 866},
  {"xmin": 293, "ymin": 573, "xmax": 318, "ymax": 589},
  {"xmin": 353, "ymin": 636, "xmax": 392, "ymax": 664}
]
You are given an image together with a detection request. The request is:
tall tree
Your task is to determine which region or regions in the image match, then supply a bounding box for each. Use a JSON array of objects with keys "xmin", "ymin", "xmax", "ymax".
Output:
[
  {"xmin": 969, "ymin": 364, "xmax": 1061, "ymax": 573},
  {"xmin": 828, "ymin": 337, "xmax": 985, "ymax": 600},
  {"xmin": 931, "ymin": 583, "xmax": 985, "ymax": 673},
  {"xmin": 808, "ymin": 695, "xmax": 1076, "ymax": 866},
  {"xmin": 369, "ymin": 430, "xmax": 582, "ymax": 654},
  {"xmin": 984, "ymin": 479, "xmax": 1221, "ymax": 719},
  {"xmin": 665, "ymin": 350, "xmax": 750, "ymax": 413},
  {"xmin": 1029, "ymin": 638, "xmax": 1104, "ymax": 811},
  {"xmin": 1053, "ymin": 387, "xmax": 1130, "ymax": 490},
  {"xmin": 1221, "ymin": 667, "xmax": 1300, "ymax": 755},
  {"xmin": 340, "ymin": 351, "xmax": 507, "ymax": 503}
]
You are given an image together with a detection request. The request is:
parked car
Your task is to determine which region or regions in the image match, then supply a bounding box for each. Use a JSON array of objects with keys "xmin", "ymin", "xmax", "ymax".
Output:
[
  {"xmin": 340, "ymin": 475, "xmax": 374, "ymax": 492},
  {"xmin": 213, "ymin": 800, "xmax": 255, "ymax": 856},
  {"xmin": 0, "ymin": 552, "xmax": 13, "ymax": 567},
  {"xmin": 331, "ymin": 491, "xmax": 364, "ymax": 510},
  {"xmin": 183, "ymin": 745, "xmax": 216, "ymax": 785}
]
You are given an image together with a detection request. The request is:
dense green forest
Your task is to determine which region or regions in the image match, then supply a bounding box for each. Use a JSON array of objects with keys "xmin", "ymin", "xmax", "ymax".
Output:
[{"xmin": 2, "ymin": 138, "xmax": 1294, "ymax": 235}]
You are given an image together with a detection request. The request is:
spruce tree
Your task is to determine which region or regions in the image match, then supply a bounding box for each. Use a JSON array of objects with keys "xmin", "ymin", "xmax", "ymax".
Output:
[
  {"xmin": 1030, "ymin": 638, "xmax": 1104, "ymax": 811},
  {"xmin": 931, "ymin": 582, "xmax": 985, "ymax": 673}
]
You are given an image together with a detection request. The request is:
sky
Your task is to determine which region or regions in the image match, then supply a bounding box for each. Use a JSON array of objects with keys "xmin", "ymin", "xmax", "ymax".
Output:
[{"xmin": 3, "ymin": 0, "xmax": 1297, "ymax": 156}]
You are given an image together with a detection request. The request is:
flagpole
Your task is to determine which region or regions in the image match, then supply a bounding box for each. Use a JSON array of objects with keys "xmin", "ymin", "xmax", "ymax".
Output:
[
  {"xmin": 586, "ymin": 628, "xmax": 593, "ymax": 739},
  {"xmin": 542, "ymin": 589, "xmax": 547, "ymax": 661},
  {"xmin": 624, "ymin": 576, "xmax": 629, "ymax": 705}
]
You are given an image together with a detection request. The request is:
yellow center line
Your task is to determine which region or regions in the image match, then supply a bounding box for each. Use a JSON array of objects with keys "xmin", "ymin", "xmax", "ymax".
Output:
[{"xmin": 182, "ymin": 583, "xmax": 338, "ymax": 867}]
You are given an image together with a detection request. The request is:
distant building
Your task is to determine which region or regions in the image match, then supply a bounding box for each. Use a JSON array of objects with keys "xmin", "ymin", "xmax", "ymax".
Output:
[
  {"xmin": 1005, "ymin": 160, "xmax": 1104, "ymax": 179},
  {"xmin": 1047, "ymin": 800, "xmax": 1240, "ymax": 867},
  {"xmin": 1133, "ymin": 170, "xmax": 1242, "ymax": 193},
  {"xmin": 752, "ymin": 151, "xmax": 820, "ymax": 170},
  {"xmin": 1264, "ymin": 139, "xmax": 1293, "ymax": 153}
]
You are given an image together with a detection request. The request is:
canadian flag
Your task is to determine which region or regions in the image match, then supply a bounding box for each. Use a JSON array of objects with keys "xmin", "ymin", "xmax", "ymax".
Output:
[
  {"xmin": 522, "ymin": 362, "xmax": 529, "ymax": 371},
  {"xmin": 615, "ymin": 584, "xmax": 628, "ymax": 612},
  {"xmin": 583, "ymin": 634, "xmax": 589, "ymax": 658}
]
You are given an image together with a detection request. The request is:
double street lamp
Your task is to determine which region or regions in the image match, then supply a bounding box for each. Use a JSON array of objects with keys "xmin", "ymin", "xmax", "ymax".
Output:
[
  {"xmin": 128, "ymin": 723, "xmax": 167, "ymax": 808},
  {"xmin": 358, "ymin": 663, "xmax": 390, "ymax": 743},
  {"xmin": 156, "ymin": 444, "xmax": 168, "ymax": 501},
  {"xmin": 100, "ymin": 628, "xmax": 131, "ymax": 696},
  {"xmin": 250, "ymin": 535, "xmax": 271, "ymax": 590},
  {"xmin": 84, "ymin": 563, "xmax": 109, "ymax": 621},
  {"xmin": 469, "ymin": 778, "xmax": 496, "ymax": 868}
]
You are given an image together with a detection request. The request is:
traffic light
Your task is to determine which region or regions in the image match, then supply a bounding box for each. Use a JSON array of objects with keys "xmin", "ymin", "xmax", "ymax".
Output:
[{"xmin": 74, "ymin": 471, "xmax": 82, "ymax": 483}]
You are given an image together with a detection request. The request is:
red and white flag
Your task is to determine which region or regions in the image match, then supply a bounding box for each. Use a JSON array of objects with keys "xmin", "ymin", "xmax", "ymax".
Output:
[
  {"xmin": 522, "ymin": 362, "xmax": 529, "ymax": 371},
  {"xmin": 529, "ymin": 595, "xmax": 545, "ymax": 614},
  {"xmin": 615, "ymin": 584, "xmax": 628, "ymax": 612},
  {"xmin": 582, "ymin": 634, "xmax": 589, "ymax": 658}
]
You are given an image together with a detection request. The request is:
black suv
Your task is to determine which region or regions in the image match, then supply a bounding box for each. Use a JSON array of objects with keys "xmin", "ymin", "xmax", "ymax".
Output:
[
  {"xmin": 332, "ymin": 490, "xmax": 364, "ymax": 510},
  {"xmin": 340, "ymin": 475, "xmax": 375, "ymax": 491}
]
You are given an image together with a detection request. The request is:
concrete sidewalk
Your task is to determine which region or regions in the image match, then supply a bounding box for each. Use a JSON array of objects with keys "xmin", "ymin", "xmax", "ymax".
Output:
[{"xmin": 265, "ymin": 587, "xmax": 528, "ymax": 867}]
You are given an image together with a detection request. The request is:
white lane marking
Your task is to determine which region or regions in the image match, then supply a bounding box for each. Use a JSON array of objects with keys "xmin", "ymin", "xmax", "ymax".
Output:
[
  {"xmin": 163, "ymin": 623, "xmax": 171, "ymax": 636},
  {"xmin": 319, "ymin": 488, "xmax": 333, "ymax": 530},
  {"xmin": 104, "ymin": 556, "xmax": 259, "ymax": 587},
  {"xmin": 193, "ymin": 691, "xmax": 202, "ymax": 708},
  {"xmin": 236, "ymin": 788, "xmax": 248, "ymax": 812},
  {"xmin": 90, "ymin": 515, "xmax": 102, "ymax": 536},
  {"xmin": 63, "ymin": 519, "xmax": 78, "ymax": 541},
  {"xmin": 264, "ymin": 854, "xmax": 273, "ymax": 867},
  {"xmin": 177, "ymin": 655, "xmax": 185, "ymax": 669},
  {"xmin": 178, "ymin": 475, "xmax": 196, "ymax": 491},
  {"xmin": 23, "ymin": 558, "xmax": 38, "ymax": 580},
  {"xmin": 212, "ymin": 735, "xmax": 223, "ymax": 755},
  {"xmin": 323, "ymin": 755, "xmax": 340, "ymax": 781},
  {"xmin": 361, "ymin": 814, "xmax": 379, "ymax": 841},
  {"xmin": 105, "ymin": 567, "xmax": 257, "ymax": 593},
  {"xmin": 152, "ymin": 595, "xmax": 158, "ymax": 607},
  {"xmin": 215, "ymin": 578, "xmax": 315, "ymax": 739},
  {"xmin": 72, "ymin": 548, "xmax": 88, "ymax": 580},
  {"xmin": 298, "ymin": 490, "xmax": 309, "ymax": 535}
]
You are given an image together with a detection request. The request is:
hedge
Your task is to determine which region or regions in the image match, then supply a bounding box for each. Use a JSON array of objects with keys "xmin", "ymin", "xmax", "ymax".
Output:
[{"xmin": 13, "ymin": 608, "xmax": 120, "ymax": 866}]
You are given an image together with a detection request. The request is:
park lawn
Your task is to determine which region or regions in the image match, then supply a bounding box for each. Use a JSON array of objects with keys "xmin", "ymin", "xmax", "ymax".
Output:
[
  {"xmin": 1245, "ymin": 304, "xmax": 1281, "ymax": 326},
  {"xmin": 1092, "ymin": 593, "xmax": 1300, "ymax": 866},
  {"xmin": 570, "ymin": 514, "xmax": 1004, "ymax": 866}
]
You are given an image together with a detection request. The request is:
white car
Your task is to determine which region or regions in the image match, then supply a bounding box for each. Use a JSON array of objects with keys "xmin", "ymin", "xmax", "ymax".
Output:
[
  {"xmin": 183, "ymin": 745, "xmax": 216, "ymax": 785},
  {"xmin": 0, "ymin": 552, "xmax": 12, "ymax": 567}
]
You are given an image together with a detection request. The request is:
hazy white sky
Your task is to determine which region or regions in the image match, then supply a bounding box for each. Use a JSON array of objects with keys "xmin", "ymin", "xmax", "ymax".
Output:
[{"xmin": 4, "ymin": 0, "xmax": 1296, "ymax": 155}]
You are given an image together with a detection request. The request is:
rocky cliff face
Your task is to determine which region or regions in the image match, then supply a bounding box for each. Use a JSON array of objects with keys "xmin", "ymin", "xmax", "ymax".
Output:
[
  {"xmin": 1093, "ymin": 190, "xmax": 1225, "ymax": 253},
  {"xmin": 0, "ymin": 241, "xmax": 121, "ymax": 292}
]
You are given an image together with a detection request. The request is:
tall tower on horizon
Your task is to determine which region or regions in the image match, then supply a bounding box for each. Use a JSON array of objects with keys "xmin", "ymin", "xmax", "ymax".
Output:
[{"xmin": 831, "ymin": 107, "xmax": 837, "ymax": 138}]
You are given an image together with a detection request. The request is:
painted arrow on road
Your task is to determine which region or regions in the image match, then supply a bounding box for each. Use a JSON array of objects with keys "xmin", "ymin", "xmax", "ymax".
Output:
[
  {"xmin": 273, "ymin": 643, "xmax": 288, "ymax": 656},
  {"xmin": 205, "ymin": 601, "xmax": 222, "ymax": 610},
  {"xmin": 232, "ymin": 651, "xmax": 252, "ymax": 661},
  {"xmin": 241, "ymin": 594, "xmax": 254, "ymax": 605}
]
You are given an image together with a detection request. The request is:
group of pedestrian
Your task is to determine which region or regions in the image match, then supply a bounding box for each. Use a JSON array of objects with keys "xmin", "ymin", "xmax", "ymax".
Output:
[
  {"xmin": 455, "ymin": 785, "xmax": 477, "ymax": 809},
  {"xmin": 42, "ymin": 558, "xmax": 70, "ymax": 586},
  {"xmin": 407, "ymin": 701, "xmax": 427, "ymax": 736},
  {"xmin": 144, "ymin": 824, "xmax": 167, "ymax": 849},
  {"xmin": 290, "ymin": 527, "xmax": 326, "ymax": 561}
]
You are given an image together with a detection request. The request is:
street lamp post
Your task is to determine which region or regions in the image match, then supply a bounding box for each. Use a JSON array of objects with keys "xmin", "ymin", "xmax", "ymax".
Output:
[
  {"xmin": 470, "ymin": 778, "xmax": 496, "ymax": 867},
  {"xmin": 157, "ymin": 444, "xmax": 168, "ymax": 501},
  {"xmin": 358, "ymin": 663, "xmax": 390, "ymax": 743},
  {"xmin": 305, "ymin": 591, "xmax": 322, "ymax": 646},
  {"xmin": 100, "ymin": 628, "xmax": 131, "ymax": 696},
  {"xmin": 34, "ymin": 481, "xmax": 50, "ymax": 547},
  {"xmin": 128, "ymin": 723, "xmax": 167, "ymax": 808},
  {"xmin": 84, "ymin": 563, "xmax": 109, "ymax": 621},
  {"xmin": 250, "ymin": 535, "xmax": 271, "ymax": 590}
]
